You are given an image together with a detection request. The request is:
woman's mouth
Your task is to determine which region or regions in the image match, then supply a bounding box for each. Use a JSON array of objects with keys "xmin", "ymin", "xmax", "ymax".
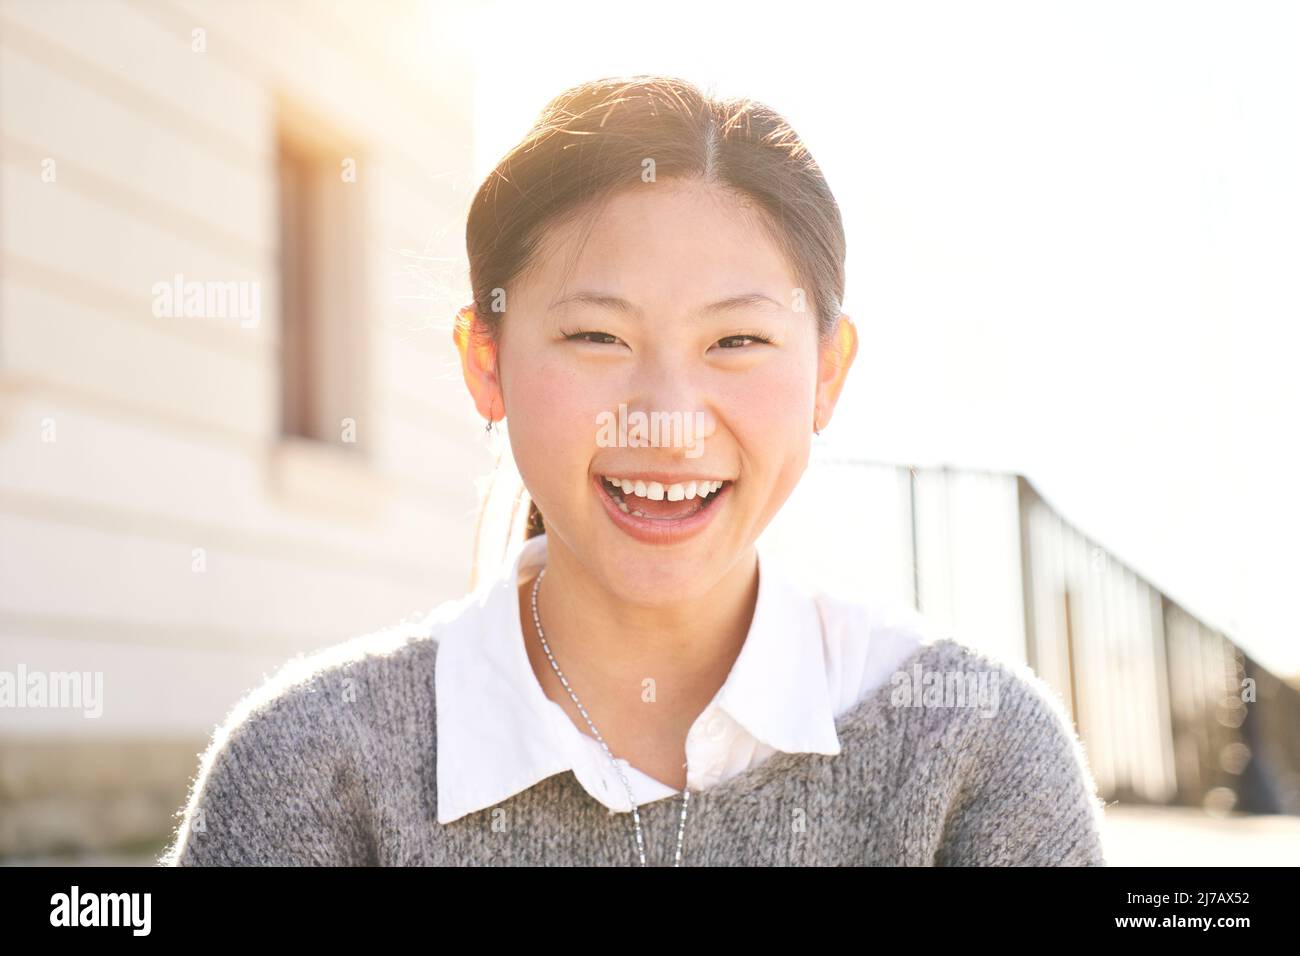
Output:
[{"xmin": 591, "ymin": 473, "xmax": 733, "ymax": 544}]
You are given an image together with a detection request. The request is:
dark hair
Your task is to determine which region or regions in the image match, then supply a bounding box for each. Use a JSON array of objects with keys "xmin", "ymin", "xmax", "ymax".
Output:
[{"xmin": 460, "ymin": 74, "xmax": 847, "ymax": 540}]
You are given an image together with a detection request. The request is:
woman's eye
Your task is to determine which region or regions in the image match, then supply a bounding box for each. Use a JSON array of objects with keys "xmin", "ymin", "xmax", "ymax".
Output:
[
  {"xmin": 716, "ymin": 333, "xmax": 774, "ymax": 349},
  {"xmin": 563, "ymin": 330, "xmax": 623, "ymax": 345}
]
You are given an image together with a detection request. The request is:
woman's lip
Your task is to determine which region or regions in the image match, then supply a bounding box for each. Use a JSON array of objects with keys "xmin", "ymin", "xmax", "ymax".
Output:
[{"xmin": 591, "ymin": 473, "xmax": 730, "ymax": 546}]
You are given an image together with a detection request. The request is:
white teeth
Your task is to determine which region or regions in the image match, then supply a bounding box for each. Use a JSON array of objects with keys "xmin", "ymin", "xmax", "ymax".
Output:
[{"xmin": 602, "ymin": 476, "xmax": 727, "ymax": 502}]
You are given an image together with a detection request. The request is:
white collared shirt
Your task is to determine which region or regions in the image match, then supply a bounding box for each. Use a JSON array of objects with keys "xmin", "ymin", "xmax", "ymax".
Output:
[{"xmin": 433, "ymin": 533, "xmax": 929, "ymax": 825}]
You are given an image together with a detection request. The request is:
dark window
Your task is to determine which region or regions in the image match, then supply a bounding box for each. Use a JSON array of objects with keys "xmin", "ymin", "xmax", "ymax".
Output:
[{"xmin": 276, "ymin": 104, "xmax": 369, "ymax": 452}]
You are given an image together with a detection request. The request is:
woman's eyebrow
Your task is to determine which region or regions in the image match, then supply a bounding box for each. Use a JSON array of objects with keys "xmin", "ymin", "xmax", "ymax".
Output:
[{"xmin": 548, "ymin": 291, "xmax": 785, "ymax": 317}]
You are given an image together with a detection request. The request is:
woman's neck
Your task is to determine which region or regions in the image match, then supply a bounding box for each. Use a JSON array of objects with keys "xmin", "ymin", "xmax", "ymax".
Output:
[{"xmin": 517, "ymin": 539, "xmax": 760, "ymax": 782}]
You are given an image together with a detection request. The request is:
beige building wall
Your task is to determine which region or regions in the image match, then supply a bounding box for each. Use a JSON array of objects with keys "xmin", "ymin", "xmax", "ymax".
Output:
[{"xmin": 0, "ymin": 0, "xmax": 489, "ymax": 858}]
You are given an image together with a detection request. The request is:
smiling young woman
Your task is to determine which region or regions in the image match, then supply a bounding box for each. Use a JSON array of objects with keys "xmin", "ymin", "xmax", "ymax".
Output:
[{"xmin": 163, "ymin": 75, "xmax": 1107, "ymax": 867}]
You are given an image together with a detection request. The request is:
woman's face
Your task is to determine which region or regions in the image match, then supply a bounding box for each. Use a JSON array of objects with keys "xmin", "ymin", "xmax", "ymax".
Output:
[{"xmin": 467, "ymin": 178, "xmax": 855, "ymax": 604}]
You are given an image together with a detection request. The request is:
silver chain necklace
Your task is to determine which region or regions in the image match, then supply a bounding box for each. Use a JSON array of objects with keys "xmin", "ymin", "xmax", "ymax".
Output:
[{"xmin": 530, "ymin": 566, "xmax": 690, "ymax": 866}]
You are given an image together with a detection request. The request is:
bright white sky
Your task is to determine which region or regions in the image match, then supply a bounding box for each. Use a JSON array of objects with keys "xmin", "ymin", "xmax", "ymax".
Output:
[{"xmin": 450, "ymin": 0, "xmax": 1300, "ymax": 678}]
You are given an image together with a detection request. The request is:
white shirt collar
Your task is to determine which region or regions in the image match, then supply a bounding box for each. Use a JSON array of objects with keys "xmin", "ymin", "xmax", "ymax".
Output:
[{"xmin": 434, "ymin": 533, "xmax": 841, "ymax": 825}]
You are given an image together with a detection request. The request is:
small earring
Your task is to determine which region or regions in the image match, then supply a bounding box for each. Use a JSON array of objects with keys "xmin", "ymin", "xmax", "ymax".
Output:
[
  {"xmin": 485, "ymin": 401, "xmax": 498, "ymax": 435},
  {"xmin": 813, "ymin": 409, "xmax": 822, "ymax": 436}
]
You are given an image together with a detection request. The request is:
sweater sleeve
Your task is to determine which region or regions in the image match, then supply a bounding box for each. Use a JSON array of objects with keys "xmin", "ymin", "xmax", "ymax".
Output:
[
  {"xmin": 934, "ymin": 663, "xmax": 1108, "ymax": 866},
  {"xmin": 158, "ymin": 672, "xmax": 378, "ymax": 866}
]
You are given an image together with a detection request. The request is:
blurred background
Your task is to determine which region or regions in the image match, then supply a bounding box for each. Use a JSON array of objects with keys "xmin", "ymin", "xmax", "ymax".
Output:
[{"xmin": 1, "ymin": 0, "xmax": 1297, "ymax": 865}]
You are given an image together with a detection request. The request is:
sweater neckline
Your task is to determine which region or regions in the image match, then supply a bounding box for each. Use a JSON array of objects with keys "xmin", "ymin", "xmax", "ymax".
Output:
[{"xmin": 580, "ymin": 635, "xmax": 968, "ymax": 810}]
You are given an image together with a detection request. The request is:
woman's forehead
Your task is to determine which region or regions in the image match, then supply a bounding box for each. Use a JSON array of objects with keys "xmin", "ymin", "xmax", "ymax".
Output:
[{"xmin": 517, "ymin": 183, "xmax": 797, "ymax": 309}]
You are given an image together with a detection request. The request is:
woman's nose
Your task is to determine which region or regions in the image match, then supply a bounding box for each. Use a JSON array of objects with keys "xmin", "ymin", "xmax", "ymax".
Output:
[{"xmin": 617, "ymin": 362, "xmax": 717, "ymax": 453}]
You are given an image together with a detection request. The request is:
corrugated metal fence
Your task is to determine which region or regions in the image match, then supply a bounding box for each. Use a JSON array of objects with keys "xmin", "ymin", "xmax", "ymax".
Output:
[{"xmin": 763, "ymin": 454, "xmax": 1299, "ymax": 815}]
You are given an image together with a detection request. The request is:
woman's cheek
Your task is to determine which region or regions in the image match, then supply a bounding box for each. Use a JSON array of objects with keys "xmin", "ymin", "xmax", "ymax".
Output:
[
  {"xmin": 509, "ymin": 364, "xmax": 602, "ymax": 488},
  {"xmin": 731, "ymin": 362, "xmax": 813, "ymax": 441}
]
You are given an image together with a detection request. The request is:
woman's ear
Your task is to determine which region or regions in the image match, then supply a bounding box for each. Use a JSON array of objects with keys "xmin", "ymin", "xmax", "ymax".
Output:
[
  {"xmin": 452, "ymin": 302, "xmax": 505, "ymax": 424},
  {"xmin": 813, "ymin": 313, "xmax": 859, "ymax": 432}
]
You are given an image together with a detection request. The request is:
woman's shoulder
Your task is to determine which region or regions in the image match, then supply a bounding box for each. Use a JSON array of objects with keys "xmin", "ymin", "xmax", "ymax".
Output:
[
  {"xmin": 821, "ymin": 598, "xmax": 1091, "ymax": 773},
  {"xmin": 228, "ymin": 610, "xmax": 445, "ymax": 730},
  {"xmin": 893, "ymin": 637, "xmax": 1107, "ymax": 864},
  {"xmin": 838, "ymin": 623, "xmax": 1083, "ymax": 746},
  {"xmin": 810, "ymin": 581, "xmax": 1075, "ymax": 722},
  {"xmin": 187, "ymin": 587, "xmax": 483, "ymax": 776},
  {"xmin": 160, "ymin": 607, "xmax": 453, "ymax": 865},
  {"xmin": 828, "ymin": 631, "xmax": 1106, "ymax": 859}
]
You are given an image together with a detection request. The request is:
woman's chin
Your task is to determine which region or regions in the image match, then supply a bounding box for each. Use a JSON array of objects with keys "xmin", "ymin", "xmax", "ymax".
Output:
[{"xmin": 594, "ymin": 561, "xmax": 726, "ymax": 607}]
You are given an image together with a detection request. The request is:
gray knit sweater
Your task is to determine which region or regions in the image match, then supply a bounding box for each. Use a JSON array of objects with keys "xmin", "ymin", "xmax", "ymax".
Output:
[{"xmin": 159, "ymin": 625, "xmax": 1108, "ymax": 866}]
